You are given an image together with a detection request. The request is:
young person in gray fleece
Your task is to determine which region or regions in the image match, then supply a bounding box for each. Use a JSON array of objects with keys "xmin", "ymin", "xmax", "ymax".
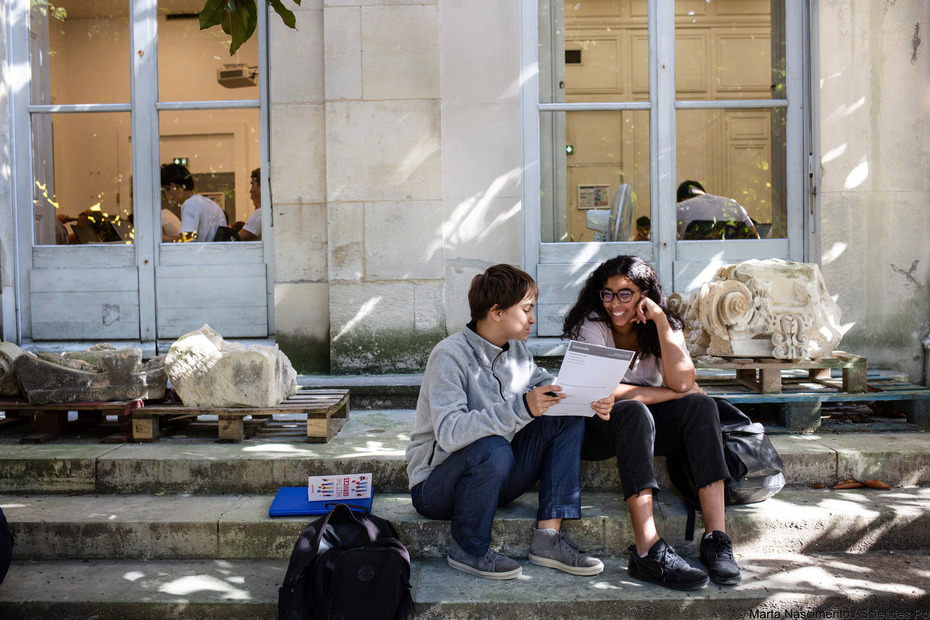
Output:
[{"xmin": 405, "ymin": 264, "xmax": 614, "ymax": 580}]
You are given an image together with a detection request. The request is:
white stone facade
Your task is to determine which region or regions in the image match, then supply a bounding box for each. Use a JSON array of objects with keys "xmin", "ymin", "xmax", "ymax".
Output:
[
  {"xmin": 0, "ymin": 1, "xmax": 926, "ymax": 381},
  {"xmin": 261, "ymin": 0, "xmax": 929, "ymax": 377},
  {"xmin": 268, "ymin": 0, "xmax": 523, "ymax": 372}
]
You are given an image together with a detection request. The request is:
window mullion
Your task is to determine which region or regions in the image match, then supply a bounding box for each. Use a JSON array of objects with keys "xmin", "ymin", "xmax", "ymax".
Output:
[
  {"xmin": 785, "ymin": 0, "xmax": 807, "ymax": 261},
  {"xmin": 130, "ymin": 0, "xmax": 159, "ymax": 343},
  {"xmin": 653, "ymin": 0, "xmax": 676, "ymax": 286}
]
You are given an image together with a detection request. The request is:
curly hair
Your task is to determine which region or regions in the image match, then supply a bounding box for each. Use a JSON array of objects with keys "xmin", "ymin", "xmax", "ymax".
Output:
[{"xmin": 561, "ymin": 255, "xmax": 682, "ymax": 360}]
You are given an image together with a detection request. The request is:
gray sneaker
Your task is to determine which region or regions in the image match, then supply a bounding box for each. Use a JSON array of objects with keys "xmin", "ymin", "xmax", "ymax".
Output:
[
  {"xmin": 447, "ymin": 538, "xmax": 522, "ymax": 580},
  {"xmin": 528, "ymin": 527, "xmax": 604, "ymax": 576}
]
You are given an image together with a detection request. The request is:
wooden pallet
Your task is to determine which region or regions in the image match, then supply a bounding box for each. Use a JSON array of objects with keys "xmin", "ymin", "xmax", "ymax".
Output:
[
  {"xmin": 695, "ymin": 351, "xmax": 867, "ymax": 394},
  {"xmin": 131, "ymin": 389, "xmax": 350, "ymax": 443},
  {"xmin": 696, "ymin": 368, "xmax": 930, "ymax": 433},
  {"xmin": 0, "ymin": 399, "xmax": 143, "ymax": 443}
]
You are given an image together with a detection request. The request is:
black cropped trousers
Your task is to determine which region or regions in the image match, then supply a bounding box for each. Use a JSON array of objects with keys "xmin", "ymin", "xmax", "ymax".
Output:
[{"xmin": 581, "ymin": 393, "xmax": 730, "ymax": 499}]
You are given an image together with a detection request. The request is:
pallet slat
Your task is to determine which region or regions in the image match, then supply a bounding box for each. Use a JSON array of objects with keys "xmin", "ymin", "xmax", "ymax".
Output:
[
  {"xmin": 0, "ymin": 399, "xmax": 142, "ymax": 443},
  {"xmin": 133, "ymin": 389, "xmax": 350, "ymax": 443},
  {"xmin": 696, "ymin": 352, "xmax": 867, "ymax": 395}
]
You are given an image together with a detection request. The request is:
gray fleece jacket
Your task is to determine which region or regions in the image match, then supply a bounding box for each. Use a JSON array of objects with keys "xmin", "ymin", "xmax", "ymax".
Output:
[{"xmin": 405, "ymin": 324, "xmax": 554, "ymax": 489}]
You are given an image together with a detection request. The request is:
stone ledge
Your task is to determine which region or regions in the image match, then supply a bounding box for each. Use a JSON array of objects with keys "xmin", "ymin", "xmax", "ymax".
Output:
[
  {"xmin": 1, "ymin": 417, "xmax": 929, "ymax": 493},
  {"xmin": 1, "ymin": 553, "xmax": 928, "ymax": 619},
  {"xmin": 4, "ymin": 487, "xmax": 929, "ymax": 561}
]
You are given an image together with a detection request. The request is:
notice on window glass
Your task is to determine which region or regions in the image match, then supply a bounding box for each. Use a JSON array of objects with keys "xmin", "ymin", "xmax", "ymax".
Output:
[
  {"xmin": 544, "ymin": 340, "xmax": 634, "ymax": 416},
  {"xmin": 577, "ymin": 184, "xmax": 611, "ymax": 210}
]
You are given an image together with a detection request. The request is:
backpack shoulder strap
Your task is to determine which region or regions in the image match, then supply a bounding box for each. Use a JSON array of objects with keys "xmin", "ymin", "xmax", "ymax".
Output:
[{"xmin": 665, "ymin": 448, "xmax": 701, "ymax": 541}]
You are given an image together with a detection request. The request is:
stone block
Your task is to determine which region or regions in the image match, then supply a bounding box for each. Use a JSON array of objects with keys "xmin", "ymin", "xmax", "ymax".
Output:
[
  {"xmin": 325, "ymin": 100, "xmax": 441, "ymax": 202},
  {"xmin": 414, "ymin": 280, "xmax": 444, "ymax": 331},
  {"xmin": 361, "ymin": 5, "xmax": 439, "ymax": 100},
  {"xmin": 440, "ymin": 0, "xmax": 520, "ymax": 105},
  {"xmin": 165, "ymin": 325, "xmax": 297, "ymax": 408},
  {"xmin": 326, "ymin": 0, "xmax": 435, "ymax": 6},
  {"xmin": 12, "ymin": 344, "xmax": 166, "ymax": 404},
  {"xmin": 329, "ymin": 282, "xmax": 416, "ymax": 334},
  {"xmin": 327, "ymin": 202, "xmax": 364, "ymax": 280},
  {"xmin": 270, "ymin": 103, "xmax": 326, "ymax": 205},
  {"xmin": 270, "ymin": 4, "xmax": 323, "ymax": 104},
  {"xmin": 442, "ymin": 195, "xmax": 524, "ymax": 264},
  {"xmin": 442, "ymin": 104, "xmax": 522, "ymax": 202},
  {"xmin": 0, "ymin": 341, "xmax": 24, "ymax": 396},
  {"xmin": 323, "ymin": 7, "xmax": 361, "ymax": 100},
  {"xmin": 365, "ymin": 201, "xmax": 443, "ymax": 280},
  {"xmin": 274, "ymin": 283, "xmax": 330, "ymax": 342},
  {"xmin": 273, "ymin": 202, "xmax": 327, "ymax": 282}
]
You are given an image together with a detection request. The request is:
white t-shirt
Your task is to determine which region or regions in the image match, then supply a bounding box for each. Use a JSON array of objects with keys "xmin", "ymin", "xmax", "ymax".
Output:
[
  {"xmin": 241, "ymin": 208, "xmax": 262, "ymax": 239},
  {"xmin": 161, "ymin": 209, "xmax": 181, "ymax": 237},
  {"xmin": 574, "ymin": 313, "xmax": 690, "ymax": 387},
  {"xmin": 180, "ymin": 194, "xmax": 227, "ymax": 243},
  {"xmin": 676, "ymin": 194, "xmax": 757, "ymax": 239}
]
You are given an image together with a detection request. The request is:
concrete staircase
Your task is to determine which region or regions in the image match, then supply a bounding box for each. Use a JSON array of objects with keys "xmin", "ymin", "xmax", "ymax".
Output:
[{"xmin": 1, "ymin": 403, "xmax": 930, "ymax": 618}]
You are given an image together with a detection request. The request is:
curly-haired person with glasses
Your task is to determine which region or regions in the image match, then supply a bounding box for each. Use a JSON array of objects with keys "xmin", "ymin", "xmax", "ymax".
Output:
[{"xmin": 561, "ymin": 255, "xmax": 741, "ymax": 591}]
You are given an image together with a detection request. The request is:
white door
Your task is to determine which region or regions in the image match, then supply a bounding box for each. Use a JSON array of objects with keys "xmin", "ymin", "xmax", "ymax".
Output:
[
  {"xmin": 11, "ymin": 0, "xmax": 272, "ymax": 349},
  {"xmin": 526, "ymin": 0, "xmax": 810, "ymax": 338}
]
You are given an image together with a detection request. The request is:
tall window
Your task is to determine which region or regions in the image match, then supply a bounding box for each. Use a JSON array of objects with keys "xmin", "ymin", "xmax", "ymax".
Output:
[
  {"xmin": 528, "ymin": 0, "xmax": 809, "ymax": 337},
  {"xmin": 11, "ymin": 0, "xmax": 270, "ymax": 345},
  {"xmin": 28, "ymin": 0, "xmax": 262, "ymax": 247}
]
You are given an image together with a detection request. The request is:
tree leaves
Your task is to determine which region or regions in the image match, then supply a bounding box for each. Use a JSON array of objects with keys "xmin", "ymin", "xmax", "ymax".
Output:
[
  {"xmin": 199, "ymin": 0, "xmax": 299, "ymax": 56},
  {"xmin": 269, "ymin": 0, "xmax": 297, "ymax": 29}
]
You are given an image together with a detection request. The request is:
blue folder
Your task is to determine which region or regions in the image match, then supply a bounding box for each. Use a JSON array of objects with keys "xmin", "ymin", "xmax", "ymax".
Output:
[{"xmin": 268, "ymin": 486, "xmax": 373, "ymax": 517}]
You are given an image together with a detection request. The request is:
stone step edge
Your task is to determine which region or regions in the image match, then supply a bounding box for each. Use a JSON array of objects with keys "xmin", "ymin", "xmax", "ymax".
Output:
[
  {"xmin": 0, "ymin": 553, "xmax": 927, "ymax": 617},
  {"xmin": 5, "ymin": 429, "xmax": 930, "ymax": 494},
  {"xmin": 4, "ymin": 486, "xmax": 929, "ymax": 560}
]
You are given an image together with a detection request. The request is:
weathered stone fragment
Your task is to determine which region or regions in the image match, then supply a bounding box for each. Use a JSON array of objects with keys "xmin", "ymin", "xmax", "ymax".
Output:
[
  {"xmin": 672, "ymin": 259, "xmax": 845, "ymax": 361},
  {"xmin": 0, "ymin": 342, "xmax": 25, "ymax": 397},
  {"xmin": 13, "ymin": 344, "xmax": 167, "ymax": 404},
  {"xmin": 165, "ymin": 325, "xmax": 298, "ymax": 408}
]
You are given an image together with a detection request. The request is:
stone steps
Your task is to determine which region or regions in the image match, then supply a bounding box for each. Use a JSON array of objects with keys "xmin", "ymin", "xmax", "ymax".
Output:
[
  {"xmin": 2, "ymin": 408, "xmax": 930, "ymax": 618},
  {"xmin": 2, "ymin": 409, "xmax": 929, "ymax": 495},
  {"xmin": 3, "ymin": 487, "xmax": 929, "ymax": 561},
  {"xmin": 1, "ymin": 553, "xmax": 928, "ymax": 619}
]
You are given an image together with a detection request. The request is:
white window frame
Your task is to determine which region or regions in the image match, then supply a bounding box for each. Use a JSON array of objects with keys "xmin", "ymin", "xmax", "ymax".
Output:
[
  {"xmin": 522, "ymin": 0, "xmax": 815, "ymax": 300},
  {"xmin": 5, "ymin": 0, "xmax": 272, "ymax": 348}
]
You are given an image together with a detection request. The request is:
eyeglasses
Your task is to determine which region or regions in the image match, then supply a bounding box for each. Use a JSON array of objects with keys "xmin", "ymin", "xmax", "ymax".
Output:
[{"xmin": 599, "ymin": 288, "xmax": 640, "ymax": 303}]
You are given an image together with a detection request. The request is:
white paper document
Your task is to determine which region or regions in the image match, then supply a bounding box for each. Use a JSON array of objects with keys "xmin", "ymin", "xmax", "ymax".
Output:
[{"xmin": 543, "ymin": 340, "xmax": 635, "ymax": 416}]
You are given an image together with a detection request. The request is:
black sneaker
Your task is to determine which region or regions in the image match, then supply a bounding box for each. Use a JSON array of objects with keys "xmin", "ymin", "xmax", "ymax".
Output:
[
  {"xmin": 700, "ymin": 531, "xmax": 741, "ymax": 585},
  {"xmin": 627, "ymin": 538, "xmax": 709, "ymax": 591}
]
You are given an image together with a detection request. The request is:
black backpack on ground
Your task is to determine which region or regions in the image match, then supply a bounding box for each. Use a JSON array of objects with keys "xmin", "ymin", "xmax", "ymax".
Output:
[
  {"xmin": 278, "ymin": 503, "xmax": 413, "ymax": 620},
  {"xmin": 667, "ymin": 398, "xmax": 786, "ymax": 541}
]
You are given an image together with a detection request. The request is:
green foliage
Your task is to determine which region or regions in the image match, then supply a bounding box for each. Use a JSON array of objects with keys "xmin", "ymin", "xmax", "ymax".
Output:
[
  {"xmin": 199, "ymin": 0, "xmax": 300, "ymax": 56},
  {"xmin": 31, "ymin": 1, "xmax": 67, "ymax": 21}
]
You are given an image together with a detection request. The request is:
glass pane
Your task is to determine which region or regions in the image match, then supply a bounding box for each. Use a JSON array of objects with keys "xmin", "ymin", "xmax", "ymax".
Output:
[
  {"xmin": 158, "ymin": 109, "xmax": 261, "ymax": 243},
  {"xmin": 158, "ymin": 1, "xmax": 260, "ymax": 103},
  {"xmin": 540, "ymin": 110, "xmax": 650, "ymax": 242},
  {"xmin": 675, "ymin": 108, "xmax": 786, "ymax": 240},
  {"xmin": 33, "ymin": 112, "xmax": 134, "ymax": 246},
  {"xmin": 675, "ymin": 0, "xmax": 783, "ymax": 101},
  {"xmin": 542, "ymin": 0, "xmax": 649, "ymax": 105},
  {"xmin": 30, "ymin": 1, "xmax": 131, "ymax": 105}
]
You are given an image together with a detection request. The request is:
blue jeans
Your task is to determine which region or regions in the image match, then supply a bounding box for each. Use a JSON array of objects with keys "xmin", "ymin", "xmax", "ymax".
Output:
[{"xmin": 411, "ymin": 415, "xmax": 584, "ymax": 556}]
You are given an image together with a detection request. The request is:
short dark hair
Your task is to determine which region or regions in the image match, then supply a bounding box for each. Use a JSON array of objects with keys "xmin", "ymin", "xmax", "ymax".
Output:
[
  {"xmin": 468, "ymin": 264, "xmax": 538, "ymax": 323},
  {"xmin": 161, "ymin": 163, "xmax": 194, "ymax": 191},
  {"xmin": 250, "ymin": 168, "xmax": 260, "ymax": 185},
  {"xmin": 676, "ymin": 180, "xmax": 705, "ymax": 203}
]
